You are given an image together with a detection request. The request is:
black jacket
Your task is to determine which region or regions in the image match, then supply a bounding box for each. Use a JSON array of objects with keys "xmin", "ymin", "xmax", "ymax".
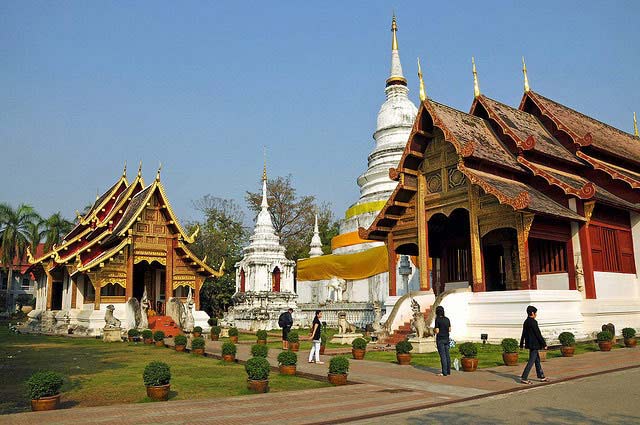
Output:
[
  {"xmin": 283, "ymin": 312, "xmax": 293, "ymax": 328},
  {"xmin": 520, "ymin": 317, "xmax": 546, "ymax": 350}
]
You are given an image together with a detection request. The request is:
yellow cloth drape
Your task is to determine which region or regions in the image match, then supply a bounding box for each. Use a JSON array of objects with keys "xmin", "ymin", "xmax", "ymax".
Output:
[
  {"xmin": 297, "ymin": 246, "xmax": 388, "ymax": 281},
  {"xmin": 330, "ymin": 231, "xmax": 375, "ymax": 251},
  {"xmin": 344, "ymin": 200, "xmax": 387, "ymax": 219}
]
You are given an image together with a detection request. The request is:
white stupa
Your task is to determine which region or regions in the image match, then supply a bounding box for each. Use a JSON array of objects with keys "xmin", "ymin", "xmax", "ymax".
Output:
[{"xmin": 309, "ymin": 215, "xmax": 323, "ymax": 257}]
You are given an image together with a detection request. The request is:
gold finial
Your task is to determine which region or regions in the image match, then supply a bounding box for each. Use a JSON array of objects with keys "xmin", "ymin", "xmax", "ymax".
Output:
[
  {"xmin": 417, "ymin": 57, "xmax": 427, "ymax": 102},
  {"xmin": 262, "ymin": 147, "xmax": 267, "ymax": 181},
  {"xmin": 137, "ymin": 160, "xmax": 142, "ymax": 178},
  {"xmin": 75, "ymin": 210, "xmax": 82, "ymax": 220},
  {"xmin": 472, "ymin": 57, "xmax": 480, "ymax": 98},
  {"xmin": 122, "ymin": 161, "xmax": 127, "ymax": 178},
  {"xmin": 522, "ymin": 56, "xmax": 530, "ymax": 93},
  {"xmin": 634, "ymin": 112, "xmax": 638, "ymax": 137},
  {"xmin": 391, "ymin": 13, "xmax": 398, "ymax": 51},
  {"xmin": 156, "ymin": 162, "xmax": 162, "ymax": 181},
  {"xmin": 96, "ymin": 188, "xmax": 100, "ymax": 201}
]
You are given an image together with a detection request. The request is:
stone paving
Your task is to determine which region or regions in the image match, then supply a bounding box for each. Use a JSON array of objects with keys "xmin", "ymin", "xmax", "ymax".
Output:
[{"xmin": 1, "ymin": 340, "xmax": 638, "ymax": 425}]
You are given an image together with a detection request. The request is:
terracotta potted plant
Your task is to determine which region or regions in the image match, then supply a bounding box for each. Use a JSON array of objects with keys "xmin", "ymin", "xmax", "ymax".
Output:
[
  {"xmin": 251, "ymin": 343, "xmax": 269, "ymax": 358},
  {"xmin": 228, "ymin": 327, "xmax": 239, "ymax": 344},
  {"xmin": 287, "ymin": 330, "xmax": 300, "ymax": 352},
  {"xmin": 191, "ymin": 337, "xmax": 205, "ymax": 355},
  {"xmin": 142, "ymin": 329, "xmax": 153, "ymax": 344},
  {"xmin": 27, "ymin": 371, "xmax": 64, "ymax": 411},
  {"xmin": 351, "ymin": 337, "xmax": 367, "ymax": 360},
  {"xmin": 395, "ymin": 340, "xmax": 413, "ymax": 365},
  {"xmin": 192, "ymin": 326, "xmax": 203, "ymax": 338},
  {"xmin": 501, "ymin": 338, "xmax": 519, "ymax": 366},
  {"xmin": 319, "ymin": 332, "xmax": 327, "ymax": 355},
  {"xmin": 277, "ymin": 350, "xmax": 297, "ymax": 375},
  {"xmin": 558, "ymin": 332, "xmax": 575, "ymax": 357},
  {"xmin": 222, "ymin": 342, "xmax": 236, "ymax": 362},
  {"xmin": 245, "ymin": 356, "xmax": 270, "ymax": 393},
  {"xmin": 256, "ymin": 329, "xmax": 268, "ymax": 345},
  {"xmin": 458, "ymin": 342, "xmax": 478, "ymax": 372},
  {"xmin": 143, "ymin": 361, "xmax": 171, "ymax": 401},
  {"xmin": 174, "ymin": 334, "xmax": 187, "ymax": 352},
  {"xmin": 127, "ymin": 328, "xmax": 140, "ymax": 342},
  {"xmin": 622, "ymin": 327, "xmax": 637, "ymax": 348},
  {"xmin": 597, "ymin": 330, "xmax": 613, "ymax": 351},
  {"xmin": 328, "ymin": 355, "xmax": 349, "ymax": 385},
  {"xmin": 211, "ymin": 325, "xmax": 221, "ymax": 341},
  {"xmin": 153, "ymin": 330, "xmax": 165, "ymax": 347}
]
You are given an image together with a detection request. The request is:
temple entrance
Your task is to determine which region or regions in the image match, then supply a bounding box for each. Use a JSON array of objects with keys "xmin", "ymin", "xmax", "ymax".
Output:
[
  {"xmin": 51, "ymin": 281, "xmax": 63, "ymax": 310},
  {"xmin": 133, "ymin": 261, "xmax": 166, "ymax": 314},
  {"xmin": 482, "ymin": 228, "xmax": 519, "ymax": 291},
  {"xmin": 428, "ymin": 209, "xmax": 471, "ymax": 293},
  {"xmin": 272, "ymin": 267, "xmax": 281, "ymax": 292}
]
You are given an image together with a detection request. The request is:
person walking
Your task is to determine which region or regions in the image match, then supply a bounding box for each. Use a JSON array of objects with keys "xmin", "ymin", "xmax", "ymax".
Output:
[
  {"xmin": 434, "ymin": 306, "xmax": 451, "ymax": 376},
  {"xmin": 278, "ymin": 307, "xmax": 294, "ymax": 350},
  {"xmin": 308, "ymin": 310, "xmax": 324, "ymax": 364},
  {"xmin": 519, "ymin": 305, "xmax": 549, "ymax": 384}
]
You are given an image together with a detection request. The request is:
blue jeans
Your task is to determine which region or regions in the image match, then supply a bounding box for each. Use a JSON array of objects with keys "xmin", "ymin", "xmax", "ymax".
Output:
[
  {"xmin": 436, "ymin": 338, "xmax": 451, "ymax": 375},
  {"xmin": 521, "ymin": 349, "xmax": 545, "ymax": 380}
]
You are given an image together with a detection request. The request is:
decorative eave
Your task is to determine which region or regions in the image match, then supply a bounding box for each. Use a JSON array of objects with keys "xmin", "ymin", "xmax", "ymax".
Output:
[
  {"xmin": 576, "ymin": 151, "xmax": 640, "ymax": 190},
  {"xmin": 86, "ymin": 175, "xmax": 145, "ymax": 235},
  {"xmin": 423, "ymin": 101, "xmax": 476, "ymax": 158},
  {"xmin": 176, "ymin": 241, "xmax": 225, "ymax": 277},
  {"xmin": 73, "ymin": 237, "xmax": 131, "ymax": 274},
  {"xmin": 458, "ymin": 163, "xmax": 530, "ymax": 210},
  {"xmin": 517, "ymin": 156, "xmax": 596, "ymax": 199}
]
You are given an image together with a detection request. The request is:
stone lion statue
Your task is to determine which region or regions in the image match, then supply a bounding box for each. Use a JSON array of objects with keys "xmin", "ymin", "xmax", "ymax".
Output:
[
  {"xmin": 338, "ymin": 311, "xmax": 356, "ymax": 334},
  {"xmin": 409, "ymin": 299, "xmax": 429, "ymax": 339},
  {"xmin": 104, "ymin": 305, "xmax": 121, "ymax": 329}
]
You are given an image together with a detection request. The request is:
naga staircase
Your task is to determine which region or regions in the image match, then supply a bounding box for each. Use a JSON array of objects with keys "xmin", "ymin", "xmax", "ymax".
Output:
[
  {"xmin": 148, "ymin": 316, "xmax": 182, "ymax": 337},
  {"xmin": 384, "ymin": 309, "xmax": 431, "ymax": 345}
]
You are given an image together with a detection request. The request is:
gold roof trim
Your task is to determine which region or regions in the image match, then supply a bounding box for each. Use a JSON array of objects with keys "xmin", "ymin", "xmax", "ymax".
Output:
[{"xmin": 177, "ymin": 240, "xmax": 224, "ymax": 277}]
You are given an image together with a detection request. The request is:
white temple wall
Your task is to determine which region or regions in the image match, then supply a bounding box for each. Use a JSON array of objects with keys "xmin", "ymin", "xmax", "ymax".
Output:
[
  {"xmin": 630, "ymin": 212, "xmax": 640, "ymax": 279},
  {"xmin": 536, "ymin": 273, "xmax": 570, "ymax": 290},
  {"xmin": 581, "ymin": 298, "xmax": 640, "ymax": 336},
  {"xmin": 594, "ymin": 272, "xmax": 639, "ymax": 299}
]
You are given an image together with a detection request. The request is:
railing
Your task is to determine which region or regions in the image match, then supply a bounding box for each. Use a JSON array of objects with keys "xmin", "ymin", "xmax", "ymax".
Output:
[{"xmin": 296, "ymin": 302, "xmax": 379, "ymax": 329}]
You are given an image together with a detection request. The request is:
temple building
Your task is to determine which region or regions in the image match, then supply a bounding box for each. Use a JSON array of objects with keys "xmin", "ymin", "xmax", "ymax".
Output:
[
  {"xmin": 360, "ymin": 57, "xmax": 640, "ymax": 342},
  {"xmin": 24, "ymin": 164, "xmax": 222, "ymax": 336}
]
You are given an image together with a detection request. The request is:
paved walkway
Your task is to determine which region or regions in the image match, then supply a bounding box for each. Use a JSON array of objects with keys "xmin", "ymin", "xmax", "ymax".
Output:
[{"xmin": 2, "ymin": 342, "xmax": 638, "ymax": 424}]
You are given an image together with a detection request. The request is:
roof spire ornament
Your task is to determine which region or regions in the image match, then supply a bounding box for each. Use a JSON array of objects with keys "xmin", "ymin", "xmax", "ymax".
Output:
[
  {"xmin": 386, "ymin": 13, "xmax": 407, "ymax": 87},
  {"xmin": 122, "ymin": 161, "xmax": 127, "ymax": 178},
  {"xmin": 137, "ymin": 161, "xmax": 143, "ymax": 178},
  {"xmin": 391, "ymin": 12, "xmax": 398, "ymax": 50},
  {"xmin": 634, "ymin": 112, "xmax": 638, "ymax": 138},
  {"xmin": 472, "ymin": 57, "xmax": 481, "ymax": 98},
  {"xmin": 156, "ymin": 162, "xmax": 162, "ymax": 181},
  {"xmin": 262, "ymin": 147, "xmax": 267, "ymax": 182},
  {"xmin": 522, "ymin": 56, "xmax": 530, "ymax": 93},
  {"xmin": 309, "ymin": 214, "xmax": 323, "ymax": 257},
  {"xmin": 417, "ymin": 57, "xmax": 427, "ymax": 102}
]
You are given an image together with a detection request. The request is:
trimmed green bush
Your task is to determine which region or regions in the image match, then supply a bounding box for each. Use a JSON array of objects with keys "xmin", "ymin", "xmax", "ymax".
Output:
[
  {"xmin": 597, "ymin": 330, "xmax": 612, "ymax": 342},
  {"xmin": 458, "ymin": 342, "xmax": 478, "ymax": 358},
  {"xmin": 558, "ymin": 332, "xmax": 575, "ymax": 347},
  {"xmin": 251, "ymin": 344, "xmax": 269, "ymax": 358},
  {"xmin": 193, "ymin": 326, "xmax": 203, "ymax": 334},
  {"xmin": 127, "ymin": 328, "xmax": 140, "ymax": 337},
  {"xmin": 211, "ymin": 325, "xmax": 221, "ymax": 336},
  {"xmin": 622, "ymin": 328, "xmax": 636, "ymax": 339},
  {"xmin": 501, "ymin": 338, "xmax": 519, "ymax": 353},
  {"xmin": 174, "ymin": 335, "xmax": 188, "ymax": 346},
  {"xmin": 142, "ymin": 361, "xmax": 171, "ymax": 386},
  {"xmin": 228, "ymin": 327, "xmax": 239, "ymax": 337},
  {"xmin": 352, "ymin": 337, "xmax": 367, "ymax": 350},
  {"xmin": 141, "ymin": 329, "xmax": 153, "ymax": 340},
  {"xmin": 208, "ymin": 317, "xmax": 218, "ymax": 327},
  {"xmin": 153, "ymin": 330, "xmax": 165, "ymax": 342},
  {"xmin": 26, "ymin": 371, "xmax": 64, "ymax": 399},
  {"xmin": 191, "ymin": 337, "xmax": 205, "ymax": 350},
  {"xmin": 329, "ymin": 356, "xmax": 349, "ymax": 375},
  {"xmin": 245, "ymin": 357, "xmax": 270, "ymax": 381},
  {"xmin": 256, "ymin": 330, "xmax": 268, "ymax": 340},
  {"xmin": 277, "ymin": 350, "xmax": 297, "ymax": 366},
  {"xmin": 320, "ymin": 332, "xmax": 328, "ymax": 346},
  {"xmin": 222, "ymin": 342, "xmax": 236, "ymax": 356},
  {"xmin": 287, "ymin": 330, "xmax": 299, "ymax": 343},
  {"xmin": 395, "ymin": 340, "xmax": 413, "ymax": 354}
]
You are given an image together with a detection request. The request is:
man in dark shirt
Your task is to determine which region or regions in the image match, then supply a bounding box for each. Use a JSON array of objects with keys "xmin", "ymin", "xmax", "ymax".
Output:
[
  {"xmin": 434, "ymin": 306, "xmax": 451, "ymax": 376},
  {"xmin": 281, "ymin": 308, "xmax": 293, "ymax": 350},
  {"xmin": 520, "ymin": 305, "xmax": 549, "ymax": 384}
]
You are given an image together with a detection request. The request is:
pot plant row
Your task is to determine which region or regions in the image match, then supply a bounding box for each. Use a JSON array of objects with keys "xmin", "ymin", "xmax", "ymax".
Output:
[
  {"xmin": 256, "ymin": 329, "xmax": 268, "ymax": 345},
  {"xmin": 287, "ymin": 330, "xmax": 300, "ymax": 351},
  {"xmin": 143, "ymin": 361, "xmax": 171, "ymax": 401},
  {"xmin": 501, "ymin": 338, "xmax": 519, "ymax": 366},
  {"xmin": 328, "ymin": 355, "xmax": 350, "ymax": 385},
  {"xmin": 351, "ymin": 337, "xmax": 367, "ymax": 360},
  {"xmin": 458, "ymin": 342, "xmax": 478, "ymax": 372},
  {"xmin": 245, "ymin": 356, "xmax": 271, "ymax": 393},
  {"xmin": 278, "ymin": 350, "xmax": 297, "ymax": 375},
  {"xmin": 228, "ymin": 327, "xmax": 239, "ymax": 344},
  {"xmin": 395, "ymin": 340, "xmax": 413, "ymax": 365},
  {"xmin": 222, "ymin": 342, "xmax": 237, "ymax": 362},
  {"xmin": 27, "ymin": 371, "xmax": 64, "ymax": 411},
  {"xmin": 622, "ymin": 327, "xmax": 637, "ymax": 347},
  {"xmin": 209, "ymin": 318, "xmax": 221, "ymax": 341}
]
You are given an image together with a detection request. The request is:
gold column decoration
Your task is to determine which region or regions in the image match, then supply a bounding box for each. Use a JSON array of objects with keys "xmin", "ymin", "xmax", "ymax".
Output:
[
  {"xmin": 522, "ymin": 56, "xmax": 530, "ymax": 93},
  {"xmin": 584, "ymin": 201, "xmax": 596, "ymax": 226},
  {"xmin": 515, "ymin": 212, "xmax": 531, "ymax": 288},
  {"xmin": 417, "ymin": 57, "xmax": 427, "ymax": 102},
  {"xmin": 416, "ymin": 171, "xmax": 430, "ymax": 290},
  {"xmin": 522, "ymin": 213, "xmax": 535, "ymax": 240},
  {"xmin": 468, "ymin": 186, "xmax": 484, "ymax": 292},
  {"xmin": 472, "ymin": 57, "xmax": 481, "ymax": 98}
]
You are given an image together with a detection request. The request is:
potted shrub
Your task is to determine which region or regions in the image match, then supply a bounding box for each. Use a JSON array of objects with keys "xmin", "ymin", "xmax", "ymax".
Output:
[
  {"xmin": 328, "ymin": 355, "xmax": 349, "ymax": 385},
  {"xmin": 191, "ymin": 337, "xmax": 205, "ymax": 355},
  {"xmin": 208, "ymin": 317, "xmax": 218, "ymax": 327},
  {"xmin": 142, "ymin": 329, "xmax": 153, "ymax": 344},
  {"xmin": 251, "ymin": 344, "xmax": 269, "ymax": 358},
  {"xmin": 211, "ymin": 325, "xmax": 221, "ymax": 341},
  {"xmin": 192, "ymin": 326, "xmax": 203, "ymax": 338},
  {"xmin": 622, "ymin": 327, "xmax": 637, "ymax": 348},
  {"xmin": 597, "ymin": 330, "xmax": 613, "ymax": 351},
  {"xmin": 143, "ymin": 361, "xmax": 171, "ymax": 401},
  {"xmin": 256, "ymin": 329, "xmax": 268, "ymax": 345},
  {"xmin": 228, "ymin": 327, "xmax": 239, "ymax": 343},
  {"xmin": 351, "ymin": 337, "xmax": 367, "ymax": 360},
  {"xmin": 27, "ymin": 371, "xmax": 64, "ymax": 411},
  {"xmin": 174, "ymin": 334, "xmax": 187, "ymax": 352},
  {"xmin": 245, "ymin": 356, "xmax": 270, "ymax": 393},
  {"xmin": 277, "ymin": 350, "xmax": 297, "ymax": 375},
  {"xmin": 127, "ymin": 328, "xmax": 140, "ymax": 342},
  {"xmin": 395, "ymin": 340, "xmax": 413, "ymax": 365},
  {"xmin": 153, "ymin": 330, "xmax": 165, "ymax": 347},
  {"xmin": 222, "ymin": 342, "xmax": 237, "ymax": 362},
  {"xmin": 501, "ymin": 338, "xmax": 519, "ymax": 366},
  {"xmin": 287, "ymin": 330, "xmax": 300, "ymax": 351},
  {"xmin": 320, "ymin": 332, "xmax": 328, "ymax": 355},
  {"xmin": 458, "ymin": 342, "xmax": 478, "ymax": 372},
  {"xmin": 558, "ymin": 332, "xmax": 576, "ymax": 357}
]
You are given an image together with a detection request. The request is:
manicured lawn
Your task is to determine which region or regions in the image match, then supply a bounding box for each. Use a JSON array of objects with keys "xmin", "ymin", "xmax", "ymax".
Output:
[
  {"xmin": 363, "ymin": 341, "xmax": 622, "ymax": 369},
  {"xmin": 230, "ymin": 328, "xmax": 347, "ymax": 349},
  {"xmin": 0, "ymin": 324, "xmax": 329, "ymax": 415}
]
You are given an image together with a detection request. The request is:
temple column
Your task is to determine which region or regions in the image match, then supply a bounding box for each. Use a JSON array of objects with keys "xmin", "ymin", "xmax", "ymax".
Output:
[
  {"xmin": 94, "ymin": 280, "xmax": 101, "ymax": 310},
  {"xmin": 70, "ymin": 275, "xmax": 78, "ymax": 309},
  {"xmin": 165, "ymin": 238, "xmax": 174, "ymax": 302},
  {"xmin": 417, "ymin": 172, "xmax": 430, "ymax": 290},
  {"xmin": 194, "ymin": 277, "xmax": 202, "ymax": 310},
  {"xmin": 125, "ymin": 245, "xmax": 134, "ymax": 300},
  {"xmin": 45, "ymin": 264, "xmax": 53, "ymax": 310},
  {"xmin": 387, "ymin": 233, "xmax": 397, "ymax": 296},
  {"xmin": 567, "ymin": 198, "xmax": 580, "ymax": 292},
  {"xmin": 577, "ymin": 201, "xmax": 597, "ymax": 299},
  {"xmin": 468, "ymin": 186, "xmax": 484, "ymax": 292},
  {"xmin": 516, "ymin": 213, "xmax": 534, "ymax": 290}
]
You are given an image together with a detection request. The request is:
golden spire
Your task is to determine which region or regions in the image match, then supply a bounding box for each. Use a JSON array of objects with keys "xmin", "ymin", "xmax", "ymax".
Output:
[
  {"xmin": 262, "ymin": 147, "xmax": 267, "ymax": 181},
  {"xmin": 96, "ymin": 188, "xmax": 100, "ymax": 201},
  {"xmin": 417, "ymin": 57, "xmax": 426, "ymax": 102},
  {"xmin": 634, "ymin": 112, "xmax": 639, "ymax": 137},
  {"xmin": 156, "ymin": 162, "xmax": 162, "ymax": 181},
  {"xmin": 137, "ymin": 161, "xmax": 143, "ymax": 178},
  {"xmin": 472, "ymin": 57, "xmax": 480, "ymax": 98},
  {"xmin": 122, "ymin": 161, "xmax": 127, "ymax": 178},
  {"xmin": 391, "ymin": 13, "xmax": 398, "ymax": 51},
  {"xmin": 522, "ymin": 56, "xmax": 530, "ymax": 93}
]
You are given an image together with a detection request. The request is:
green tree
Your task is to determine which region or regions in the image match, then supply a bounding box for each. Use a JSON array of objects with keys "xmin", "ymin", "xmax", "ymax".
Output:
[
  {"xmin": 188, "ymin": 196, "xmax": 249, "ymax": 317},
  {"xmin": 0, "ymin": 203, "xmax": 41, "ymax": 309},
  {"xmin": 43, "ymin": 212, "xmax": 74, "ymax": 250},
  {"xmin": 26, "ymin": 219, "xmax": 46, "ymax": 255}
]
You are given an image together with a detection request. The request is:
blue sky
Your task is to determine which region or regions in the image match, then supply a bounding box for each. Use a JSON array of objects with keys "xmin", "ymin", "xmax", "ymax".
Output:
[{"xmin": 2, "ymin": 1, "xmax": 639, "ymax": 224}]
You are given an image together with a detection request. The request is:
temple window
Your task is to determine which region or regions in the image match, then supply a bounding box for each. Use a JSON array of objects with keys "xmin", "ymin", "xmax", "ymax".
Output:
[
  {"xmin": 446, "ymin": 248, "xmax": 469, "ymax": 282},
  {"xmin": 240, "ymin": 269, "xmax": 246, "ymax": 292},
  {"xmin": 590, "ymin": 206, "xmax": 635, "ymax": 274},
  {"xmin": 83, "ymin": 279, "xmax": 95, "ymax": 302},
  {"xmin": 530, "ymin": 238, "xmax": 567, "ymax": 274},
  {"xmin": 272, "ymin": 267, "xmax": 281, "ymax": 292},
  {"xmin": 100, "ymin": 283, "xmax": 125, "ymax": 297}
]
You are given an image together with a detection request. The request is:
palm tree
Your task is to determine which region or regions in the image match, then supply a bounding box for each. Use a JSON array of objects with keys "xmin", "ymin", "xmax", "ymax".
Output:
[
  {"xmin": 0, "ymin": 203, "xmax": 41, "ymax": 309},
  {"xmin": 44, "ymin": 212, "xmax": 74, "ymax": 251},
  {"xmin": 27, "ymin": 219, "xmax": 46, "ymax": 257}
]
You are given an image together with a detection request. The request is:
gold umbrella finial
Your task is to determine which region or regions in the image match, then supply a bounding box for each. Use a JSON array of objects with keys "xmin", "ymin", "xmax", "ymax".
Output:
[
  {"xmin": 137, "ymin": 160, "xmax": 143, "ymax": 178},
  {"xmin": 634, "ymin": 112, "xmax": 639, "ymax": 138},
  {"xmin": 417, "ymin": 57, "xmax": 427, "ymax": 102},
  {"xmin": 391, "ymin": 12, "xmax": 399, "ymax": 51},
  {"xmin": 522, "ymin": 56, "xmax": 530, "ymax": 93},
  {"xmin": 156, "ymin": 162, "xmax": 162, "ymax": 181},
  {"xmin": 122, "ymin": 160, "xmax": 127, "ymax": 178},
  {"xmin": 262, "ymin": 147, "xmax": 267, "ymax": 181},
  {"xmin": 472, "ymin": 57, "xmax": 481, "ymax": 98}
]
